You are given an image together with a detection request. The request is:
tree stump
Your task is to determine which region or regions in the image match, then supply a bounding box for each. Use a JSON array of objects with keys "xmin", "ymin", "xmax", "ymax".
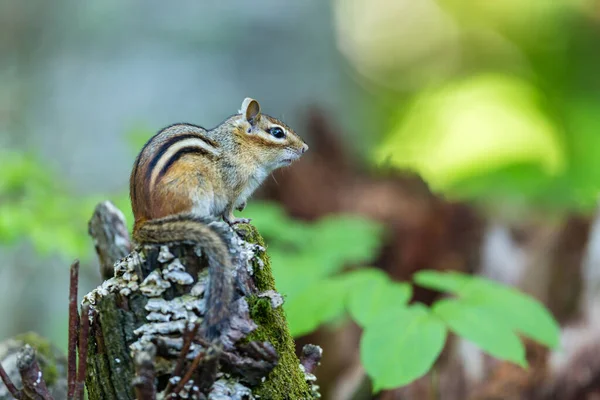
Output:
[{"xmin": 83, "ymin": 203, "xmax": 319, "ymax": 399}]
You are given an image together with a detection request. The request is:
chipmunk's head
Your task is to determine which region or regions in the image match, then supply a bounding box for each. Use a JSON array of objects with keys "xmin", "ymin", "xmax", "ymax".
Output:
[{"xmin": 235, "ymin": 97, "xmax": 308, "ymax": 172}]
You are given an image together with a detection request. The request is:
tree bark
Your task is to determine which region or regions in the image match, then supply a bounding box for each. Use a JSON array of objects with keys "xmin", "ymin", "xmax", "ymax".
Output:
[{"xmin": 83, "ymin": 202, "xmax": 318, "ymax": 399}]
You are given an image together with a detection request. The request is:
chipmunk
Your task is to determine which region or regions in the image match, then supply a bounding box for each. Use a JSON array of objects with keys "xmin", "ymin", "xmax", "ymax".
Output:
[{"xmin": 129, "ymin": 98, "xmax": 308, "ymax": 340}]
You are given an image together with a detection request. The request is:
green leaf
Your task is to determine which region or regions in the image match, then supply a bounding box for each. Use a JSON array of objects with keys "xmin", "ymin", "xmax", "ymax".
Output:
[
  {"xmin": 269, "ymin": 250, "xmax": 339, "ymax": 295},
  {"xmin": 241, "ymin": 201, "xmax": 310, "ymax": 246},
  {"xmin": 283, "ymin": 268, "xmax": 394, "ymax": 336},
  {"xmin": 284, "ymin": 278, "xmax": 349, "ymax": 337},
  {"xmin": 433, "ymin": 298, "xmax": 527, "ymax": 367},
  {"xmin": 462, "ymin": 279, "xmax": 560, "ymax": 348},
  {"xmin": 361, "ymin": 304, "xmax": 447, "ymax": 391},
  {"xmin": 414, "ymin": 270, "xmax": 560, "ymax": 348},
  {"xmin": 347, "ymin": 271, "xmax": 412, "ymax": 327},
  {"xmin": 413, "ymin": 270, "xmax": 472, "ymax": 293},
  {"xmin": 336, "ymin": 267, "xmax": 390, "ymax": 287},
  {"xmin": 312, "ymin": 215, "xmax": 383, "ymax": 265}
]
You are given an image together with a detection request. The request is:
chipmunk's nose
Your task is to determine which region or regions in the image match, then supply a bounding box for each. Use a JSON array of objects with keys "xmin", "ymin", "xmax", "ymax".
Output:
[{"xmin": 301, "ymin": 143, "xmax": 309, "ymax": 154}]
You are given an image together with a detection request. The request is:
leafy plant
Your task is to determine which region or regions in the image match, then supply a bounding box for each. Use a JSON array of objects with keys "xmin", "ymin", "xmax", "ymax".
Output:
[{"xmin": 243, "ymin": 204, "xmax": 560, "ymax": 392}]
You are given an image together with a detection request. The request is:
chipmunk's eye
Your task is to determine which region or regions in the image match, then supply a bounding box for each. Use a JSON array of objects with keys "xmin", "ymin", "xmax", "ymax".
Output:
[{"xmin": 269, "ymin": 127, "xmax": 285, "ymax": 139}]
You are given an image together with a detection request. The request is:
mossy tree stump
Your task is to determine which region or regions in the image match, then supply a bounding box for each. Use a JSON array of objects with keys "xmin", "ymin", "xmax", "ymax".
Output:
[{"xmin": 83, "ymin": 204, "xmax": 318, "ymax": 400}]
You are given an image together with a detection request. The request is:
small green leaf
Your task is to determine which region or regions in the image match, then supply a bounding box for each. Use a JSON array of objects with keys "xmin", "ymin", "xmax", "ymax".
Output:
[
  {"xmin": 284, "ymin": 278, "xmax": 349, "ymax": 337},
  {"xmin": 464, "ymin": 279, "xmax": 560, "ymax": 348},
  {"xmin": 414, "ymin": 271, "xmax": 560, "ymax": 348},
  {"xmin": 361, "ymin": 304, "xmax": 447, "ymax": 391},
  {"xmin": 336, "ymin": 268, "xmax": 390, "ymax": 288},
  {"xmin": 241, "ymin": 201, "xmax": 291, "ymax": 229},
  {"xmin": 347, "ymin": 272, "xmax": 412, "ymax": 327},
  {"xmin": 282, "ymin": 268, "xmax": 396, "ymax": 336},
  {"xmin": 241, "ymin": 201, "xmax": 311, "ymax": 246},
  {"xmin": 312, "ymin": 215, "xmax": 383, "ymax": 263},
  {"xmin": 270, "ymin": 250, "xmax": 338, "ymax": 295},
  {"xmin": 413, "ymin": 270, "xmax": 472, "ymax": 293},
  {"xmin": 433, "ymin": 298, "xmax": 527, "ymax": 367}
]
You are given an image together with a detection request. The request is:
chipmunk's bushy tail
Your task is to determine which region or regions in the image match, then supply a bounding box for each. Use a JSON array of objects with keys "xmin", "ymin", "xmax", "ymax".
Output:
[{"xmin": 134, "ymin": 214, "xmax": 233, "ymax": 341}]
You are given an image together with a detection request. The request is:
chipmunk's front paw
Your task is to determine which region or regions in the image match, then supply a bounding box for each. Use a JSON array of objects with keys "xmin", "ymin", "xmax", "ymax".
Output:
[{"xmin": 236, "ymin": 201, "xmax": 247, "ymax": 212}]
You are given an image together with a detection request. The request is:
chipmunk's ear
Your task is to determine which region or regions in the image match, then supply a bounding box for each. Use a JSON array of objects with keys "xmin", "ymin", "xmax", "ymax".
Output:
[{"xmin": 240, "ymin": 98, "xmax": 261, "ymax": 125}]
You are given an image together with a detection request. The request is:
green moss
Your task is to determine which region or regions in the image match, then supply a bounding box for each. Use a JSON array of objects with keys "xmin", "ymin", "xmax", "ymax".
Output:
[
  {"xmin": 85, "ymin": 293, "xmax": 137, "ymax": 400},
  {"xmin": 14, "ymin": 332, "xmax": 65, "ymax": 386},
  {"xmin": 249, "ymin": 297, "xmax": 273, "ymax": 325},
  {"xmin": 238, "ymin": 224, "xmax": 313, "ymax": 399},
  {"xmin": 86, "ymin": 329, "xmax": 118, "ymax": 400},
  {"xmin": 14, "ymin": 332, "xmax": 53, "ymax": 356},
  {"xmin": 97, "ymin": 293, "xmax": 135, "ymax": 399}
]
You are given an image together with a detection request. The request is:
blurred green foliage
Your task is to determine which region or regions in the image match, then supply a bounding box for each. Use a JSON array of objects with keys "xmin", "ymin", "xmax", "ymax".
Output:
[
  {"xmin": 375, "ymin": 72, "xmax": 600, "ymax": 212},
  {"xmin": 0, "ymin": 126, "xmax": 149, "ymax": 260},
  {"xmin": 377, "ymin": 75, "xmax": 564, "ymax": 195},
  {"xmin": 0, "ymin": 151, "xmax": 129, "ymax": 260},
  {"xmin": 364, "ymin": 0, "xmax": 600, "ymax": 214}
]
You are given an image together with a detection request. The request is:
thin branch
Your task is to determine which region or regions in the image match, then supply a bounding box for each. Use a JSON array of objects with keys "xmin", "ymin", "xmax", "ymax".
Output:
[
  {"xmin": 164, "ymin": 321, "xmax": 200, "ymax": 396},
  {"xmin": 0, "ymin": 359, "xmax": 22, "ymax": 399},
  {"xmin": 74, "ymin": 305, "xmax": 91, "ymax": 400},
  {"xmin": 67, "ymin": 260, "xmax": 80, "ymax": 400},
  {"xmin": 171, "ymin": 348, "xmax": 205, "ymax": 396},
  {"xmin": 67, "ymin": 261, "xmax": 80, "ymax": 398}
]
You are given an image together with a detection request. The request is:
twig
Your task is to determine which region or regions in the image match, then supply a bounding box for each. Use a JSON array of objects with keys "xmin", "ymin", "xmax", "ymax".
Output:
[
  {"xmin": 17, "ymin": 345, "xmax": 54, "ymax": 400},
  {"xmin": 74, "ymin": 305, "xmax": 91, "ymax": 400},
  {"xmin": 0, "ymin": 359, "xmax": 22, "ymax": 399},
  {"xmin": 67, "ymin": 260, "xmax": 80, "ymax": 400},
  {"xmin": 164, "ymin": 321, "xmax": 200, "ymax": 396},
  {"xmin": 171, "ymin": 348, "xmax": 205, "ymax": 396}
]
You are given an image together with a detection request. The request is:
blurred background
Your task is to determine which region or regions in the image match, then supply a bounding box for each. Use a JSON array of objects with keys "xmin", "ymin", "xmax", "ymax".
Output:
[{"xmin": 2, "ymin": 0, "xmax": 600, "ymax": 399}]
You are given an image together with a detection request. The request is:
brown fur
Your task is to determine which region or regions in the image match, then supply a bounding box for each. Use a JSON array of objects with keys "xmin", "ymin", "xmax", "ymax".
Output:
[
  {"xmin": 130, "ymin": 113, "xmax": 306, "ymax": 228},
  {"xmin": 128, "ymin": 98, "xmax": 307, "ymax": 341}
]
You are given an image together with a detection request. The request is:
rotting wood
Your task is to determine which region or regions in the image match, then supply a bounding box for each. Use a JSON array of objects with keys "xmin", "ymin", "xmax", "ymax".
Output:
[{"xmin": 83, "ymin": 200, "xmax": 320, "ymax": 399}]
